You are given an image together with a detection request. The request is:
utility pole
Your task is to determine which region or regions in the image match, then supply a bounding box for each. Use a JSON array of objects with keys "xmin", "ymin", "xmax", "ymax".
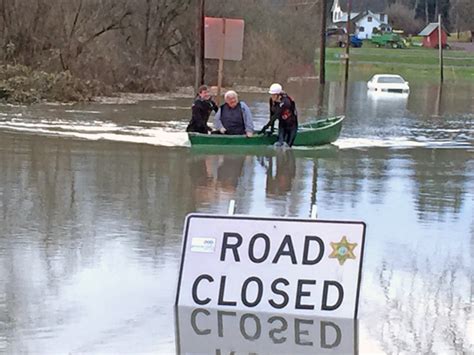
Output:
[
  {"xmin": 319, "ymin": 0, "xmax": 327, "ymax": 84},
  {"xmin": 194, "ymin": 0, "xmax": 205, "ymax": 92},
  {"xmin": 438, "ymin": 14, "xmax": 444, "ymax": 83},
  {"xmin": 343, "ymin": 0, "xmax": 352, "ymax": 112},
  {"xmin": 344, "ymin": 0, "xmax": 351, "ymax": 84}
]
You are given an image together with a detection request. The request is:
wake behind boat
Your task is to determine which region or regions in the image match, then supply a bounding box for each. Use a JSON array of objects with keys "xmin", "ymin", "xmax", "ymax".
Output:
[{"xmin": 188, "ymin": 116, "xmax": 344, "ymax": 147}]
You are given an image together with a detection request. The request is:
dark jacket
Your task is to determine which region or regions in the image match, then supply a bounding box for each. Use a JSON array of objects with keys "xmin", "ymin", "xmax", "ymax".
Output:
[
  {"xmin": 270, "ymin": 94, "xmax": 298, "ymax": 128},
  {"xmin": 263, "ymin": 93, "xmax": 298, "ymax": 133},
  {"xmin": 186, "ymin": 97, "xmax": 218, "ymax": 133}
]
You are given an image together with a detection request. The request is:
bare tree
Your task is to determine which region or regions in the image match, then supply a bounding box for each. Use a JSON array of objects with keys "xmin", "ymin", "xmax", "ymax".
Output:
[
  {"xmin": 450, "ymin": 0, "xmax": 474, "ymax": 40},
  {"xmin": 386, "ymin": 2, "xmax": 424, "ymax": 34},
  {"xmin": 0, "ymin": 0, "xmax": 55, "ymax": 64},
  {"xmin": 57, "ymin": 0, "xmax": 132, "ymax": 71}
]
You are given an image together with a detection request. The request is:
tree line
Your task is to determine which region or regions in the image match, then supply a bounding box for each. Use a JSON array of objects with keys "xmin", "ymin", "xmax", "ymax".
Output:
[
  {"xmin": 0, "ymin": 0, "xmax": 471, "ymax": 95},
  {"xmin": 362, "ymin": 0, "xmax": 473, "ymax": 36},
  {"xmin": 0, "ymin": 0, "xmax": 321, "ymax": 92}
]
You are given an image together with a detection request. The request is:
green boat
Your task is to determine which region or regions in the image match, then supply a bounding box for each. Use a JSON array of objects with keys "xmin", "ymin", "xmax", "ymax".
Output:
[{"xmin": 188, "ymin": 115, "xmax": 344, "ymax": 147}]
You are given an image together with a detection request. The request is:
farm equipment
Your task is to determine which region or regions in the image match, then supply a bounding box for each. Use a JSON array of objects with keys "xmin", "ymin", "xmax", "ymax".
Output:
[{"xmin": 371, "ymin": 32, "xmax": 406, "ymax": 48}]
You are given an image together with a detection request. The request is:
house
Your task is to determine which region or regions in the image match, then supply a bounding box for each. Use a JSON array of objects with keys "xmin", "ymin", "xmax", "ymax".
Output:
[
  {"xmin": 331, "ymin": 0, "xmax": 390, "ymax": 39},
  {"xmin": 418, "ymin": 23, "xmax": 449, "ymax": 48}
]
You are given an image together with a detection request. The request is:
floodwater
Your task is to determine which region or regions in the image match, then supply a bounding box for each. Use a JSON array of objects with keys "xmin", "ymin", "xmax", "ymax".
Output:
[{"xmin": 0, "ymin": 81, "xmax": 473, "ymax": 354}]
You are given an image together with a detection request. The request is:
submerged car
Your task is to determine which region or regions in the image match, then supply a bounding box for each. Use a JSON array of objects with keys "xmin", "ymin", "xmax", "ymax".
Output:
[{"xmin": 367, "ymin": 74, "xmax": 410, "ymax": 94}]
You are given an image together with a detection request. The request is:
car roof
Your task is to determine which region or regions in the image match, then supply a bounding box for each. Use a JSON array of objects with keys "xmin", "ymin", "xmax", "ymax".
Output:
[{"xmin": 372, "ymin": 74, "xmax": 404, "ymax": 79}]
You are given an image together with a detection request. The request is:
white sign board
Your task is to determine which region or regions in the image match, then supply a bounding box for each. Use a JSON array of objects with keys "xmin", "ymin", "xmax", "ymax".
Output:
[
  {"xmin": 176, "ymin": 214, "xmax": 366, "ymax": 319},
  {"xmin": 204, "ymin": 17, "xmax": 244, "ymax": 61},
  {"xmin": 175, "ymin": 306, "xmax": 358, "ymax": 354}
]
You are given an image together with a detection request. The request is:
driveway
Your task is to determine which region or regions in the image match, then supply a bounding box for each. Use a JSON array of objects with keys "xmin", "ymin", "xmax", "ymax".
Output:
[{"xmin": 450, "ymin": 42, "xmax": 474, "ymax": 52}]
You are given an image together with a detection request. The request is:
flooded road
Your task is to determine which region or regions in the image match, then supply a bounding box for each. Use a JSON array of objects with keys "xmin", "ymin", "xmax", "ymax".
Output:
[{"xmin": 0, "ymin": 81, "xmax": 473, "ymax": 353}]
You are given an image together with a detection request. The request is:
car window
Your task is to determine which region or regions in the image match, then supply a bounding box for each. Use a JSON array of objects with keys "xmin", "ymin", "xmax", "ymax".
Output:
[{"xmin": 377, "ymin": 77, "xmax": 405, "ymax": 83}]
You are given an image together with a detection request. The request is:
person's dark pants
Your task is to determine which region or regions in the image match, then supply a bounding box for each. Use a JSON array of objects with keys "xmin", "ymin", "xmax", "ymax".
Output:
[
  {"xmin": 278, "ymin": 125, "xmax": 298, "ymax": 147},
  {"xmin": 186, "ymin": 123, "xmax": 207, "ymax": 134}
]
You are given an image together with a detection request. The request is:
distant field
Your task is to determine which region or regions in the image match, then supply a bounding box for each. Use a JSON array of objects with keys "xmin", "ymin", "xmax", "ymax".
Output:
[{"xmin": 316, "ymin": 47, "xmax": 474, "ymax": 82}]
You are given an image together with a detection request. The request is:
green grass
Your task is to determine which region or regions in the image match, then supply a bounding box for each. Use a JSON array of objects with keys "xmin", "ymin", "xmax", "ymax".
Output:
[{"xmin": 316, "ymin": 47, "xmax": 474, "ymax": 82}]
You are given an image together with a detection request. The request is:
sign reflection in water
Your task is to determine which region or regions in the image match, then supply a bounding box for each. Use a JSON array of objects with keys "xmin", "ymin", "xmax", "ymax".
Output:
[{"xmin": 175, "ymin": 307, "xmax": 358, "ymax": 354}]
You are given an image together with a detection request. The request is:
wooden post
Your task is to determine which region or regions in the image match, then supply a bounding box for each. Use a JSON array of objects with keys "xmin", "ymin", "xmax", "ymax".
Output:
[
  {"xmin": 343, "ymin": 78, "xmax": 349, "ymax": 114},
  {"xmin": 316, "ymin": 82, "xmax": 325, "ymax": 117},
  {"xmin": 200, "ymin": 1, "xmax": 205, "ymax": 85},
  {"xmin": 319, "ymin": 0, "xmax": 327, "ymax": 84},
  {"xmin": 216, "ymin": 18, "xmax": 226, "ymax": 105},
  {"xmin": 344, "ymin": 0, "xmax": 351, "ymax": 84},
  {"xmin": 194, "ymin": 0, "xmax": 205, "ymax": 92},
  {"xmin": 438, "ymin": 14, "xmax": 444, "ymax": 83},
  {"xmin": 310, "ymin": 160, "xmax": 318, "ymax": 218},
  {"xmin": 435, "ymin": 83, "xmax": 443, "ymax": 116}
]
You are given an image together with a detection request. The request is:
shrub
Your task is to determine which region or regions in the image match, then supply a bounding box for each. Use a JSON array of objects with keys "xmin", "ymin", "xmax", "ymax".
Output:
[{"xmin": 0, "ymin": 64, "xmax": 110, "ymax": 104}]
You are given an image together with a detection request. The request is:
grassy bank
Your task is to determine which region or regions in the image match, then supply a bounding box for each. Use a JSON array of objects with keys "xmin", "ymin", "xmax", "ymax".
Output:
[
  {"xmin": 316, "ymin": 47, "xmax": 474, "ymax": 82},
  {"xmin": 0, "ymin": 65, "xmax": 110, "ymax": 104}
]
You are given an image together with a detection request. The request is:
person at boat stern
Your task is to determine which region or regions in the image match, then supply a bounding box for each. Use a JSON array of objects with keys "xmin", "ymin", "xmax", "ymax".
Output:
[
  {"xmin": 186, "ymin": 85, "xmax": 218, "ymax": 134},
  {"xmin": 259, "ymin": 83, "xmax": 298, "ymax": 147}
]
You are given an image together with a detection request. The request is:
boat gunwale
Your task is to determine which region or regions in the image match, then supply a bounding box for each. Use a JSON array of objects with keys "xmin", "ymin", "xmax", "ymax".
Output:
[
  {"xmin": 188, "ymin": 115, "xmax": 345, "ymax": 140},
  {"xmin": 298, "ymin": 115, "xmax": 345, "ymax": 132}
]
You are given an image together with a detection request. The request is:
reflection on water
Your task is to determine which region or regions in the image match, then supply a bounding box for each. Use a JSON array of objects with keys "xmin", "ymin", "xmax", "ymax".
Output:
[
  {"xmin": 175, "ymin": 307, "xmax": 357, "ymax": 354},
  {"xmin": 0, "ymin": 79, "xmax": 473, "ymax": 353},
  {"xmin": 259, "ymin": 150, "xmax": 297, "ymax": 197}
]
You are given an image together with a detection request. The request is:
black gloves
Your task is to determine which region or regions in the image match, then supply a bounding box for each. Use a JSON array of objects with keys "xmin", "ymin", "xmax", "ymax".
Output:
[{"xmin": 259, "ymin": 126, "xmax": 274, "ymax": 136}]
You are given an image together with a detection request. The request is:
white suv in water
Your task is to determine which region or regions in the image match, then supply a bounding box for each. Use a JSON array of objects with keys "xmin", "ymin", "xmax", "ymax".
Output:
[{"xmin": 367, "ymin": 74, "xmax": 410, "ymax": 94}]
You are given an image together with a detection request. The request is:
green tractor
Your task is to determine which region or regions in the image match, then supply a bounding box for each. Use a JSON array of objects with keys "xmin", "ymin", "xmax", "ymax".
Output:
[{"xmin": 371, "ymin": 32, "xmax": 406, "ymax": 48}]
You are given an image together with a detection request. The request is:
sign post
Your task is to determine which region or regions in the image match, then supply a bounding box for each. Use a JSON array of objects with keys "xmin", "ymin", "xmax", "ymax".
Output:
[
  {"xmin": 204, "ymin": 17, "xmax": 244, "ymax": 105},
  {"xmin": 217, "ymin": 19, "xmax": 226, "ymax": 104},
  {"xmin": 176, "ymin": 214, "xmax": 366, "ymax": 319}
]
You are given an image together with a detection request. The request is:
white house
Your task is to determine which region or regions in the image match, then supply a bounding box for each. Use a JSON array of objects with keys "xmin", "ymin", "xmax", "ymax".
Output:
[
  {"xmin": 352, "ymin": 11, "xmax": 391, "ymax": 39},
  {"xmin": 331, "ymin": 0, "xmax": 390, "ymax": 39}
]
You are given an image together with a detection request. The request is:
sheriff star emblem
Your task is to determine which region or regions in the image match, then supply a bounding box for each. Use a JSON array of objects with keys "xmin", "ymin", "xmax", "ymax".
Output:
[{"xmin": 329, "ymin": 236, "xmax": 357, "ymax": 265}]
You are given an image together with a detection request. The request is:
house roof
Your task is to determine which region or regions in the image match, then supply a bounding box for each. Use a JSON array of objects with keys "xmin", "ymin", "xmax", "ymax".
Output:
[
  {"xmin": 418, "ymin": 23, "xmax": 450, "ymax": 36},
  {"xmin": 334, "ymin": 0, "xmax": 387, "ymax": 13},
  {"xmin": 352, "ymin": 10, "xmax": 379, "ymax": 23},
  {"xmin": 341, "ymin": 10, "xmax": 387, "ymax": 26}
]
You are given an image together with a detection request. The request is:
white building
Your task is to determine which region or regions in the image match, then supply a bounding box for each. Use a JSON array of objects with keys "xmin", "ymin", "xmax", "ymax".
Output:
[{"xmin": 331, "ymin": 0, "xmax": 390, "ymax": 39}]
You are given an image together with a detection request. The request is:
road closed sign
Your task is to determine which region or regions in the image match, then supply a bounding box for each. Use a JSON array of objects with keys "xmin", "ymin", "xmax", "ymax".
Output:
[{"xmin": 176, "ymin": 214, "xmax": 366, "ymax": 319}]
